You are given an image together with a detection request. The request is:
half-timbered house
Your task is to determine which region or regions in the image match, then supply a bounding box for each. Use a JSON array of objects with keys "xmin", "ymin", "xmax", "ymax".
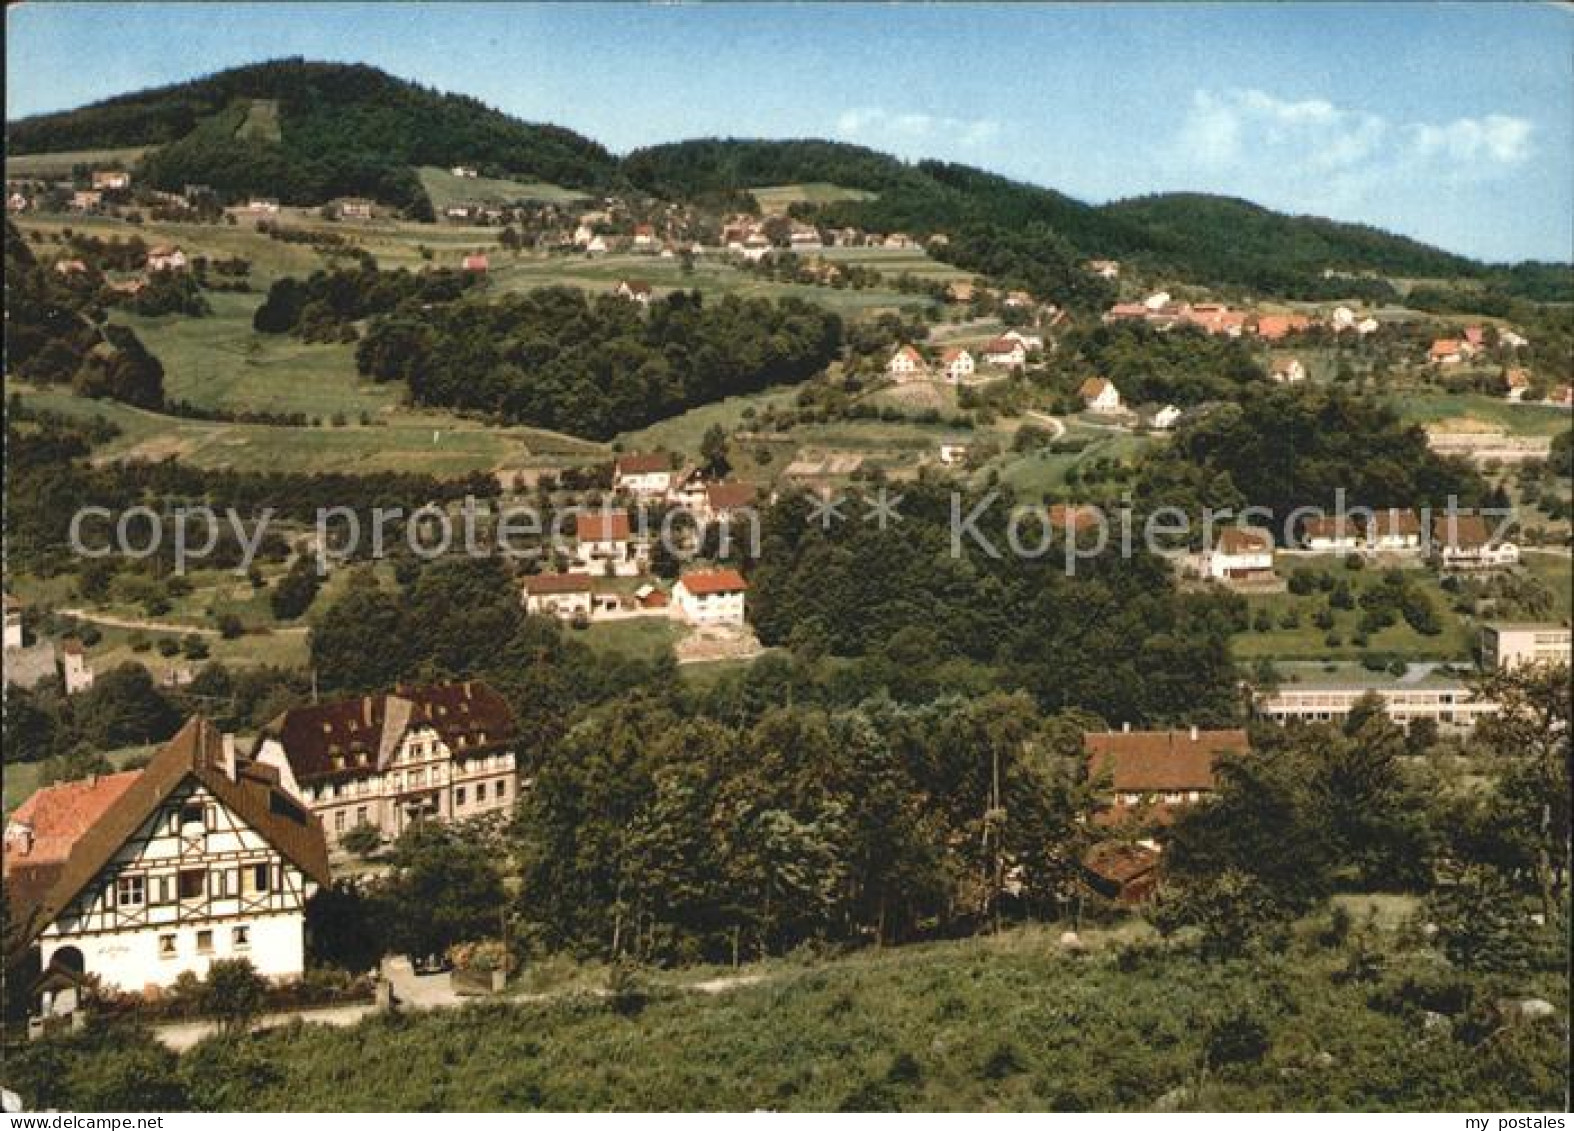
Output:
[{"xmin": 4, "ymin": 718, "xmax": 330, "ymax": 996}]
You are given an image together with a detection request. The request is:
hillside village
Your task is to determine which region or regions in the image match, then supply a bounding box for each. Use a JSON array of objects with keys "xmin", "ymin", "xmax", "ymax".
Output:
[{"xmin": 2, "ymin": 53, "xmax": 1571, "ymax": 1114}]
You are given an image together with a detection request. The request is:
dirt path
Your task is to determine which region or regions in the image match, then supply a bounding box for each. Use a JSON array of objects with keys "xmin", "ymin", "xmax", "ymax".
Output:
[{"xmin": 59, "ymin": 608, "xmax": 309, "ymax": 637}]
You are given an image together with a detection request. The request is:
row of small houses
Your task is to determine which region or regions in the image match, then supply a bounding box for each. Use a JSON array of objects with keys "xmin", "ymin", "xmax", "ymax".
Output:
[
  {"xmin": 15, "ymin": 621, "xmax": 1567, "ymax": 1010},
  {"xmin": 1199, "ymin": 511, "xmax": 1520, "ymax": 583},
  {"xmin": 886, "ymin": 331, "xmax": 1046, "ymax": 383}
]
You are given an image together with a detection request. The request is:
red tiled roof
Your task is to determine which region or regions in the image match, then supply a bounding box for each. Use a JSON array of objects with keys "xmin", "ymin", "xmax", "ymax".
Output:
[
  {"xmin": 1082, "ymin": 841, "xmax": 1161, "ymax": 886},
  {"xmin": 1302, "ymin": 516, "xmax": 1361, "ymax": 540},
  {"xmin": 10, "ymin": 719, "xmax": 332, "ymax": 945},
  {"xmin": 1218, "ymin": 527, "xmax": 1273, "ymax": 554},
  {"xmin": 678, "ymin": 568, "xmax": 748, "ymax": 596},
  {"xmin": 985, "ymin": 336, "xmax": 1024, "ymax": 354},
  {"xmin": 576, "ymin": 511, "xmax": 632, "ymax": 542},
  {"xmin": 1430, "ymin": 339, "xmax": 1462, "ymax": 359},
  {"xmin": 1085, "ymin": 728, "xmax": 1247, "ymax": 792},
  {"xmin": 1369, "ymin": 508, "xmax": 1421, "ymax": 537},
  {"xmin": 614, "ymin": 453, "xmax": 670, "ymax": 476},
  {"xmin": 4, "ymin": 770, "xmax": 142, "ymax": 877},
  {"xmin": 1432, "ymin": 515, "xmax": 1496, "ymax": 549},
  {"xmin": 1079, "ymin": 377, "xmax": 1111, "ymax": 398},
  {"xmin": 891, "ymin": 345, "xmax": 923, "ymax": 363},
  {"xmin": 705, "ymin": 482, "xmax": 757, "ymax": 511},
  {"xmin": 524, "ymin": 572, "xmax": 593, "ymax": 595}
]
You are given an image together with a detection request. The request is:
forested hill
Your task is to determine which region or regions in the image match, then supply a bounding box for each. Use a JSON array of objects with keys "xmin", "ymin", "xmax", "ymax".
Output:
[
  {"xmin": 1103, "ymin": 193, "xmax": 1479, "ymax": 282},
  {"xmin": 7, "ymin": 59, "xmax": 620, "ymax": 212}
]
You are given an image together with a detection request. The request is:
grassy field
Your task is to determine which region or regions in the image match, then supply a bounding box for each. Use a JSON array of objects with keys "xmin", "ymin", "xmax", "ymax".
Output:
[
  {"xmin": 417, "ymin": 166, "xmax": 587, "ymax": 210},
  {"xmin": 29, "ymin": 918, "xmax": 1557, "ymax": 1111},
  {"xmin": 6, "ymin": 147, "xmax": 151, "ymax": 178},
  {"xmin": 3, "ymin": 744, "xmax": 154, "ymax": 815},
  {"xmin": 751, "ymin": 182, "xmax": 876, "ymax": 213},
  {"xmin": 818, "ymin": 245, "xmax": 971, "ymax": 282},
  {"xmin": 1233, "ymin": 556, "xmax": 1473, "ymax": 662},
  {"xmin": 985, "ymin": 427, "xmax": 1154, "ymax": 499},
  {"xmin": 1390, "ymin": 392, "xmax": 1573, "ymax": 439},
  {"xmin": 6, "ymin": 382, "xmax": 592, "ymax": 475},
  {"xmin": 236, "ymin": 99, "xmax": 282, "ymax": 142},
  {"xmin": 117, "ymin": 291, "xmax": 404, "ymax": 418},
  {"xmin": 579, "ymin": 617, "xmax": 684, "ymax": 661},
  {"xmin": 487, "ymin": 250, "xmax": 938, "ymax": 317},
  {"xmin": 1521, "ymin": 551, "xmax": 1573, "ymax": 619},
  {"xmin": 616, "ymin": 383, "xmax": 808, "ymax": 456}
]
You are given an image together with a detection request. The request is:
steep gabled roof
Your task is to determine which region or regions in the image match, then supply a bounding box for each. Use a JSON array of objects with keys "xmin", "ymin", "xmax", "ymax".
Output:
[
  {"xmin": 523, "ymin": 571, "xmax": 594, "ymax": 595},
  {"xmin": 614, "ymin": 452, "xmax": 670, "ymax": 476},
  {"xmin": 11, "ymin": 718, "xmax": 331, "ymax": 945},
  {"xmin": 4, "ymin": 771, "xmax": 142, "ymax": 877}
]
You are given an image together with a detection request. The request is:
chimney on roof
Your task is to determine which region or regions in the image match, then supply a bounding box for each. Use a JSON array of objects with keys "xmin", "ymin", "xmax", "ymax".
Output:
[
  {"xmin": 221, "ymin": 732, "xmax": 238, "ymax": 780},
  {"xmin": 1189, "ymin": 725, "xmax": 1199, "ymax": 742}
]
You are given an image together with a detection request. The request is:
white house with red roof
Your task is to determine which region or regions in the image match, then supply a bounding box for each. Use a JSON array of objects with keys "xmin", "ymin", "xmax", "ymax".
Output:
[
  {"xmin": 1269, "ymin": 356, "xmax": 1307, "ymax": 384},
  {"xmin": 612, "ymin": 452, "xmax": 674, "ymax": 496},
  {"xmin": 1204, "ymin": 527, "xmax": 1275, "ymax": 581},
  {"xmin": 614, "ymin": 279, "xmax": 653, "ymax": 306},
  {"xmin": 146, "ymin": 245, "xmax": 188, "ymax": 272},
  {"xmin": 886, "ymin": 344, "xmax": 926, "ymax": 381},
  {"xmin": 672, "ymin": 569, "xmax": 749, "ymax": 626},
  {"xmin": 1079, "ymin": 377, "xmax": 1122, "ymax": 413},
  {"xmin": 574, "ymin": 510, "xmax": 646, "ymax": 576},
  {"xmin": 8, "ymin": 719, "xmax": 330, "ymax": 998},
  {"xmin": 983, "ymin": 336, "xmax": 1028, "ymax": 368},
  {"xmin": 940, "ymin": 348, "xmax": 975, "ymax": 383},
  {"xmin": 461, "ymin": 253, "xmax": 489, "ymax": 273},
  {"xmin": 522, "ymin": 572, "xmax": 595, "ymax": 620}
]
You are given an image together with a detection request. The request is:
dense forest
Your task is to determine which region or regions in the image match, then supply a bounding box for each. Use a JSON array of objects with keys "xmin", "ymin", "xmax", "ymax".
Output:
[
  {"xmin": 1134, "ymin": 388, "xmax": 1494, "ymax": 528},
  {"xmin": 355, "ymin": 286, "xmax": 844, "ymax": 439}
]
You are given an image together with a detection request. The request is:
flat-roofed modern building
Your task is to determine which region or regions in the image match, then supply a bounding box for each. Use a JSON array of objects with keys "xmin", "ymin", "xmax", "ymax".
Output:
[
  {"xmin": 1479, "ymin": 623, "xmax": 1573, "ymax": 671},
  {"xmin": 1255, "ymin": 667, "xmax": 1498, "ymax": 735}
]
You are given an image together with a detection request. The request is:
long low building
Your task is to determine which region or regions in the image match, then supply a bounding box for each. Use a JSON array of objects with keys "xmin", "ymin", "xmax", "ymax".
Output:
[{"xmin": 1254, "ymin": 666, "xmax": 1498, "ymax": 734}]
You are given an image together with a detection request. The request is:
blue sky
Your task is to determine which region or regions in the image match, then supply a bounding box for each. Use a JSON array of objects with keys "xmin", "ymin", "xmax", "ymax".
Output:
[{"xmin": 8, "ymin": 2, "xmax": 1571, "ymax": 262}]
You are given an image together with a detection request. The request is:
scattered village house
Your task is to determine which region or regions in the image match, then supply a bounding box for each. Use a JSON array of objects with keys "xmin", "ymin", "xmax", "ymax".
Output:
[
  {"xmin": 614, "ymin": 279, "xmax": 653, "ymax": 305},
  {"xmin": 461, "ymin": 253, "xmax": 489, "ymax": 273},
  {"xmin": 1367, "ymin": 508, "xmax": 1422, "ymax": 554},
  {"xmin": 450, "ymin": 165, "xmax": 479, "ymax": 178},
  {"xmin": 632, "ymin": 223, "xmax": 658, "ymax": 250},
  {"xmin": 1431, "ymin": 515, "xmax": 1518, "ymax": 570},
  {"xmin": 1253, "ymin": 314, "xmax": 1312, "ymax": 341},
  {"xmin": 1147, "ymin": 404, "xmax": 1183, "ymax": 431},
  {"xmin": 574, "ymin": 510, "xmax": 648, "ymax": 576},
  {"xmin": 1079, "ymin": 376, "xmax": 1122, "ymax": 413},
  {"xmin": 246, "ymin": 197, "xmax": 280, "ymax": 215},
  {"xmin": 1429, "ymin": 339, "xmax": 1466, "ymax": 366},
  {"xmin": 1080, "ymin": 841, "xmax": 1162, "ymax": 905},
  {"xmin": 4, "ymin": 718, "xmax": 330, "ymax": 999},
  {"xmin": 700, "ymin": 481, "xmax": 759, "ymax": 527},
  {"xmin": 940, "ymin": 348, "xmax": 975, "ymax": 383},
  {"xmin": 1269, "ymin": 355, "xmax": 1307, "ymax": 384},
  {"xmin": 982, "ymin": 336, "xmax": 1028, "ymax": 368},
  {"xmin": 1503, "ymin": 367, "xmax": 1532, "ymax": 402},
  {"xmin": 613, "ymin": 452, "xmax": 675, "ymax": 497},
  {"xmin": 254, "ymin": 681, "xmax": 520, "ymax": 849},
  {"xmin": 886, "ymin": 344, "xmax": 926, "ymax": 382},
  {"xmin": 522, "ymin": 572, "xmax": 594, "ymax": 621},
  {"xmin": 672, "ymin": 568, "xmax": 749, "ymax": 626},
  {"xmin": 70, "ymin": 190, "xmax": 102, "ymax": 211},
  {"xmin": 1204, "ymin": 527, "xmax": 1275, "ymax": 582},
  {"xmin": 1301, "ymin": 515, "xmax": 1364, "ymax": 554},
  {"xmin": 61, "ymin": 640, "xmax": 94, "ymax": 694},
  {"xmin": 145, "ymin": 244, "xmax": 188, "ymax": 272},
  {"xmin": 1085, "ymin": 725, "xmax": 1245, "ymax": 828},
  {"xmin": 1479, "ymin": 623, "xmax": 1573, "ymax": 671},
  {"xmin": 90, "ymin": 169, "xmax": 130, "ymax": 191},
  {"xmin": 337, "ymin": 197, "xmax": 374, "ymax": 221}
]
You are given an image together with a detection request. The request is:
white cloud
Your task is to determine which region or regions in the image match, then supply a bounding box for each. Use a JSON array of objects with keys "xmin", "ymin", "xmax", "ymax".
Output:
[
  {"xmin": 835, "ymin": 106, "xmax": 1001, "ymax": 153},
  {"xmin": 1165, "ymin": 88, "xmax": 1533, "ymax": 219},
  {"xmin": 1408, "ymin": 114, "xmax": 1533, "ymax": 165}
]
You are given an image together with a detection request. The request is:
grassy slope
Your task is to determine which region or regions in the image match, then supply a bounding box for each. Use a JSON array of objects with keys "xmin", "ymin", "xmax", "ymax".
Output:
[
  {"xmin": 751, "ymin": 182, "xmax": 876, "ymax": 213},
  {"xmin": 5, "ymin": 147, "xmax": 151, "ymax": 178},
  {"xmin": 1233, "ymin": 556, "xmax": 1473, "ymax": 662},
  {"xmin": 1389, "ymin": 392, "xmax": 1572, "ymax": 439},
  {"xmin": 210, "ymin": 922, "xmax": 1563, "ymax": 1111},
  {"xmin": 417, "ymin": 166, "xmax": 587, "ymax": 209}
]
